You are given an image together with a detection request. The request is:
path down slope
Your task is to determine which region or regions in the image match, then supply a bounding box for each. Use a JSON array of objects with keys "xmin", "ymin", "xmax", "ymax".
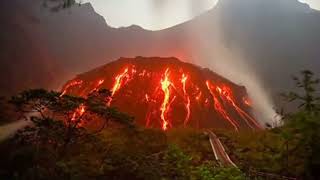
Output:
[{"xmin": 207, "ymin": 130, "xmax": 237, "ymax": 167}]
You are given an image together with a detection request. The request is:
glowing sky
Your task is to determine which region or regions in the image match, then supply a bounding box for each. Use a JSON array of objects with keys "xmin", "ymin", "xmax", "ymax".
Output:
[{"xmin": 82, "ymin": 0, "xmax": 320, "ymax": 30}]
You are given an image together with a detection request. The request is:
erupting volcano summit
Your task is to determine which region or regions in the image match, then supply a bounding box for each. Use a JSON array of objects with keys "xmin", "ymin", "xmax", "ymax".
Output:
[{"xmin": 62, "ymin": 57, "xmax": 262, "ymax": 131}]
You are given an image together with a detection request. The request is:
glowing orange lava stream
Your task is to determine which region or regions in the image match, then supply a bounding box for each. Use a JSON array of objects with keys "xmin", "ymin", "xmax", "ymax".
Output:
[
  {"xmin": 111, "ymin": 68, "xmax": 129, "ymax": 96},
  {"xmin": 60, "ymin": 80, "xmax": 83, "ymax": 97},
  {"xmin": 215, "ymin": 86, "xmax": 262, "ymax": 130},
  {"xmin": 108, "ymin": 67, "xmax": 132, "ymax": 106},
  {"xmin": 61, "ymin": 63, "xmax": 261, "ymax": 131},
  {"xmin": 181, "ymin": 73, "xmax": 191, "ymax": 126},
  {"xmin": 206, "ymin": 81, "xmax": 240, "ymax": 131},
  {"xmin": 89, "ymin": 79, "xmax": 105, "ymax": 93},
  {"xmin": 160, "ymin": 69, "xmax": 172, "ymax": 130}
]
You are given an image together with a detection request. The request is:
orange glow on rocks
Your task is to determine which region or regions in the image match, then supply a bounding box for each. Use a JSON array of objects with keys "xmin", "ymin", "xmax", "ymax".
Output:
[{"xmin": 61, "ymin": 57, "xmax": 261, "ymax": 131}]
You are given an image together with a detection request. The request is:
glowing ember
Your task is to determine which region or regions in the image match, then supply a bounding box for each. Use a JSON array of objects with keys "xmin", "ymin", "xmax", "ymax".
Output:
[
  {"xmin": 145, "ymin": 94, "xmax": 150, "ymax": 102},
  {"xmin": 89, "ymin": 79, "xmax": 105, "ymax": 93},
  {"xmin": 70, "ymin": 104, "xmax": 86, "ymax": 127},
  {"xmin": 196, "ymin": 91, "xmax": 202, "ymax": 101},
  {"xmin": 98, "ymin": 79, "xmax": 105, "ymax": 86},
  {"xmin": 243, "ymin": 97, "xmax": 252, "ymax": 106}
]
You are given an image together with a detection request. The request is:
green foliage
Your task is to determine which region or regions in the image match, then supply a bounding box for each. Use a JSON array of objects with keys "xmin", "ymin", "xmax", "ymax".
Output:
[
  {"xmin": 0, "ymin": 89, "xmax": 135, "ymax": 179},
  {"xmin": 192, "ymin": 161, "xmax": 245, "ymax": 180},
  {"xmin": 162, "ymin": 144, "xmax": 193, "ymax": 179},
  {"xmin": 282, "ymin": 70, "xmax": 319, "ymax": 112},
  {"xmin": 167, "ymin": 128, "xmax": 216, "ymax": 164},
  {"xmin": 214, "ymin": 70, "xmax": 320, "ymax": 179},
  {"xmin": 281, "ymin": 70, "xmax": 320, "ymax": 179},
  {"xmin": 8, "ymin": 89, "xmax": 133, "ymax": 157},
  {"xmin": 0, "ymin": 120, "xmax": 243, "ymax": 180},
  {"xmin": 0, "ymin": 89, "xmax": 246, "ymax": 179},
  {"xmin": 211, "ymin": 168, "xmax": 245, "ymax": 180},
  {"xmin": 216, "ymin": 131, "xmax": 287, "ymax": 174},
  {"xmin": 286, "ymin": 112, "xmax": 320, "ymax": 179}
]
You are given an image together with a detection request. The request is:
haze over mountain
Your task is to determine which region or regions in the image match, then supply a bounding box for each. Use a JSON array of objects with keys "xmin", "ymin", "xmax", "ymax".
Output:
[{"xmin": 1, "ymin": 0, "xmax": 320, "ymax": 121}]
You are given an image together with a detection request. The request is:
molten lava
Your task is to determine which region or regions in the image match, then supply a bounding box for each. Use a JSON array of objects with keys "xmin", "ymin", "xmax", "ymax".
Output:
[
  {"xmin": 70, "ymin": 104, "xmax": 86, "ymax": 127},
  {"xmin": 60, "ymin": 80, "xmax": 83, "ymax": 97},
  {"xmin": 181, "ymin": 73, "xmax": 191, "ymax": 126},
  {"xmin": 108, "ymin": 67, "xmax": 133, "ymax": 105},
  {"xmin": 62, "ymin": 57, "xmax": 261, "ymax": 131},
  {"xmin": 215, "ymin": 84, "xmax": 262, "ymax": 130},
  {"xmin": 111, "ymin": 67, "xmax": 129, "ymax": 96},
  {"xmin": 160, "ymin": 69, "xmax": 173, "ymax": 130},
  {"xmin": 206, "ymin": 81, "xmax": 239, "ymax": 131}
]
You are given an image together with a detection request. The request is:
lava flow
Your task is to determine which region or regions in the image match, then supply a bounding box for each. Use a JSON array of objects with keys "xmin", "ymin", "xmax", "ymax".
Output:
[
  {"xmin": 60, "ymin": 80, "xmax": 83, "ymax": 97},
  {"xmin": 181, "ymin": 73, "xmax": 191, "ymax": 126},
  {"xmin": 107, "ymin": 67, "xmax": 133, "ymax": 106},
  {"xmin": 69, "ymin": 104, "xmax": 86, "ymax": 127},
  {"xmin": 206, "ymin": 81, "xmax": 240, "ymax": 131},
  {"xmin": 160, "ymin": 69, "xmax": 173, "ymax": 130},
  {"xmin": 215, "ymin": 85, "xmax": 262, "ymax": 130},
  {"xmin": 61, "ymin": 57, "xmax": 261, "ymax": 131}
]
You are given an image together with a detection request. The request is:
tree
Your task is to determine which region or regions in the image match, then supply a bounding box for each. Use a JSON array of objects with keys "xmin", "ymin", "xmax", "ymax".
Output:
[
  {"xmin": 10, "ymin": 89, "xmax": 133, "ymax": 154},
  {"xmin": 162, "ymin": 144, "xmax": 193, "ymax": 179},
  {"xmin": 281, "ymin": 70, "xmax": 320, "ymax": 179},
  {"xmin": 0, "ymin": 89, "xmax": 134, "ymax": 179},
  {"xmin": 282, "ymin": 70, "xmax": 319, "ymax": 112}
]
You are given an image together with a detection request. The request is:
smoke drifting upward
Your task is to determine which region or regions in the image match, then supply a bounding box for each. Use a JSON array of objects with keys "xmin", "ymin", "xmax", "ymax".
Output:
[
  {"xmin": 182, "ymin": 10, "xmax": 278, "ymax": 126},
  {"xmin": 204, "ymin": 48, "xmax": 278, "ymax": 126}
]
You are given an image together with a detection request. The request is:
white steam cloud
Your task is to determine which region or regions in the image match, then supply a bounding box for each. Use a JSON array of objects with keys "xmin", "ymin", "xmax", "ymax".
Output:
[{"xmin": 183, "ymin": 13, "xmax": 279, "ymax": 126}]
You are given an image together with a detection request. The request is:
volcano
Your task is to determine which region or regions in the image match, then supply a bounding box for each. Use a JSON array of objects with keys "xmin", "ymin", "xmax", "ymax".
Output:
[{"xmin": 61, "ymin": 57, "xmax": 262, "ymax": 131}]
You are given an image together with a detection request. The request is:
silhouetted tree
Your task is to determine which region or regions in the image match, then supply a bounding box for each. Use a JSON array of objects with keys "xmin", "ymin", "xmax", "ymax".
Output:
[
  {"xmin": 10, "ymin": 89, "xmax": 133, "ymax": 153},
  {"xmin": 0, "ymin": 89, "xmax": 134, "ymax": 179},
  {"xmin": 282, "ymin": 70, "xmax": 319, "ymax": 112},
  {"xmin": 281, "ymin": 70, "xmax": 320, "ymax": 179}
]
